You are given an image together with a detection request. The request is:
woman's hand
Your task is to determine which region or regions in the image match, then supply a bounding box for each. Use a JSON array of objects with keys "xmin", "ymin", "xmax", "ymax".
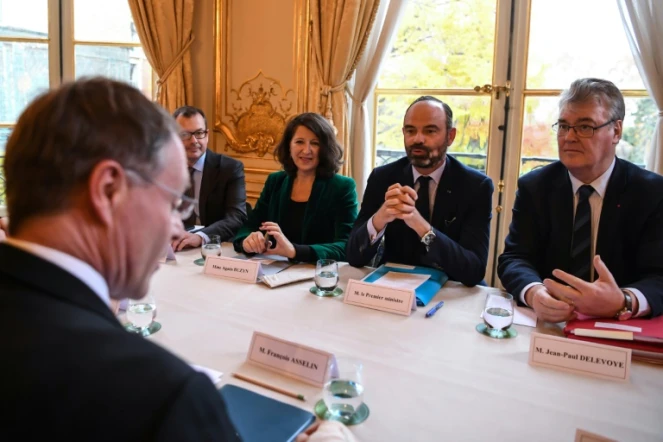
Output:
[
  {"xmin": 260, "ymin": 222, "xmax": 296, "ymax": 259},
  {"xmin": 242, "ymin": 231, "xmax": 268, "ymax": 255}
]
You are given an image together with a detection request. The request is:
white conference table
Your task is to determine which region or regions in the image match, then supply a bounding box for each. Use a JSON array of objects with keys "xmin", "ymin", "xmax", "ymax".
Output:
[{"xmin": 144, "ymin": 246, "xmax": 663, "ymax": 442}]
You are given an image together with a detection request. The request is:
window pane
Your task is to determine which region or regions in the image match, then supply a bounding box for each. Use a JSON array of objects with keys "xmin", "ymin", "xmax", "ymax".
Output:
[
  {"xmin": 520, "ymin": 96, "xmax": 653, "ymax": 175},
  {"xmin": 0, "ymin": 42, "xmax": 50, "ymax": 122},
  {"xmin": 376, "ymin": 94, "xmax": 491, "ymax": 173},
  {"xmin": 378, "ymin": 0, "xmax": 497, "ymax": 89},
  {"xmin": 75, "ymin": 45, "xmax": 153, "ymax": 98},
  {"xmin": 527, "ymin": 0, "xmax": 644, "ymax": 90},
  {"xmin": 74, "ymin": 0, "xmax": 140, "ymax": 43},
  {"xmin": 0, "ymin": 0, "xmax": 48, "ymax": 38}
]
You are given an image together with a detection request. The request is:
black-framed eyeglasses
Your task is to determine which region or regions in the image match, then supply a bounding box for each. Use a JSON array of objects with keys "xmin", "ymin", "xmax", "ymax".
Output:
[
  {"xmin": 552, "ymin": 120, "xmax": 616, "ymax": 138},
  {"xmin": 179, "ymin": 130, "xmax": 208, "ymax": 141},
  {"xmin": 125, "ymin": 169, "xmax": 197, "ymax": 220}
]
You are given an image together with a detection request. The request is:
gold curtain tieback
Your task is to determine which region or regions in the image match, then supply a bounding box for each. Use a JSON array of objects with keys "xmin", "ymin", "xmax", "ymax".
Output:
[{"xmin": 156, "ymin": 34, "xmax": 196, "ymax": 94}]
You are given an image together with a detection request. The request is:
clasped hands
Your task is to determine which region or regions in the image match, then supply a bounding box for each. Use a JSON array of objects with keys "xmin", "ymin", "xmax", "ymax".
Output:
[
  {"xmin": 242, "ymin": 222, "xmax": 296, "ymax": 259},
  {"xmin": 526, "ymin": 255, "xmax": 629, "ymax": 323},
  {"xmin": 372, "ymin": 183, "xmax": 429, "ymax": 236}
]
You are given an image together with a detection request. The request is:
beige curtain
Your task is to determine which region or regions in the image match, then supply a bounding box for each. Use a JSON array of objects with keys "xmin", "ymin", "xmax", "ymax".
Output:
[
  {"xmin": 308, "ymin": 0, "xmax": 381, "ymax": 175},
  {"xmin": 128, "ymin": 0, "xmax": 194, "ymax": 113},
  {"xmin": 350, "ymin": 0, "xmax": 407, "ymax": 199}
]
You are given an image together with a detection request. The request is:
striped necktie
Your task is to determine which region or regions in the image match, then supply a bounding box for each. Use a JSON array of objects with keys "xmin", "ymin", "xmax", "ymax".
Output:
[{"xmin": 569, "ymin": 184, "xmax": 594, "ymax": 281}]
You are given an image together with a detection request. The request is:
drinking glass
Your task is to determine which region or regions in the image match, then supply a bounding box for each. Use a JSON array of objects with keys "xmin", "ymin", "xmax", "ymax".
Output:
[
  {"xmin": 125, "ymin": 293, "xmax": 161, "ymax": 336},
  {"xmin": 322, "ymin": 358, "xmax": 365, "ymax": 423},
  {"xmin": 312, "ymin": 259, "xmax": 340, "ymax": 297},
  {"xmin": 195, "ymin": 234, "xmax": 221, "ymax": 266},
  {"xmin": 477, "ymin": 290, "xmax": 516, "ymax": 339}
]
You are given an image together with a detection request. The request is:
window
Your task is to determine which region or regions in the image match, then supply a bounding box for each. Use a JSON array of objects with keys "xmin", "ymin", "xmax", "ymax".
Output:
[{"xmin": 0, "ymin": 0, "xmax": 153, "ymax": 208}]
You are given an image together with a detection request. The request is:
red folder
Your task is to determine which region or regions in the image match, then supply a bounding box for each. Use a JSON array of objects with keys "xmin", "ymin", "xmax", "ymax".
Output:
[{"xmin": 563, "ymin": 316, "xmax": 663, "ymax": 364}]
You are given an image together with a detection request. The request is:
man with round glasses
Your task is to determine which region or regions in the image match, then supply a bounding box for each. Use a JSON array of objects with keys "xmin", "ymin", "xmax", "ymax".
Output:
[
  {"xmin": 499, "ymin": 78, "xmax": 663, "ymax": 322},
  {"xmin": 171, "ymin": 105, "xmax": 247, "ymax": 251}
]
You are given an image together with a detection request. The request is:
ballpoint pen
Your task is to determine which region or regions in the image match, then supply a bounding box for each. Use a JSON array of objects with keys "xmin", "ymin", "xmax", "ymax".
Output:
[{"xmin": 425, "ymin": 301, "xmax": 444, "ymax": 318}]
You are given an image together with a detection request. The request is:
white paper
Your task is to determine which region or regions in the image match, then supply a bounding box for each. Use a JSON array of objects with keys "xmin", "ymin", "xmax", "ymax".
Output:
[
  {"xmin": 594, "ymin": 322, "xmax": 642, "ymax": 333},
  {"xmin": 191, "ymin": 364, "xmax": 223, "ymax": 384},
  {"xmin": 480, "ymin": 306, "xmax": 537, "ymax": 327},
  {"xmin": 375, "ymin": 271, "xmax": 430, "ymax": 290},
  {"xmin": 261, "ymin": 265, "xmax": 314, "ymax": 288}
]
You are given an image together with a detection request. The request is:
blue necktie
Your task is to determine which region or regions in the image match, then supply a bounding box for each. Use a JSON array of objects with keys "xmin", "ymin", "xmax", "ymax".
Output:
[{"xmin": 569, "ymin": 185, "xmax": 594, "ymax": 281}]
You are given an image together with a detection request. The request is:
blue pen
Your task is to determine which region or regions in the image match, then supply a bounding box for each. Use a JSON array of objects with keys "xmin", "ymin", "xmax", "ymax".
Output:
[{"xmin": 425, "ymin": 301, "xmax": 444, "ymax": 318}]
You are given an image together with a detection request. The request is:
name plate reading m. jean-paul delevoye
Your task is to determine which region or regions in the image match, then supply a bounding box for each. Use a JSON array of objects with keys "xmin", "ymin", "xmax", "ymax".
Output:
[
  {"xmin": 247, "ymin": 332, "xmax": 333, "ymax": 387},
  {"xmin": 343, "ymin": 279, "xmax": 416, "ymax": 316},
  {"xmin": 204, "ymin": 256, "xmax": 260, "ymax": 283},
  {"xmin": 528, "ymin": 332, "xmax": 631, "ymax": 382}
]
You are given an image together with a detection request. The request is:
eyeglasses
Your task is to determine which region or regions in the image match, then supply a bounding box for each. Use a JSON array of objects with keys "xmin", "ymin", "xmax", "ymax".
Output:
[
  {"xmin": 552, "ymin": 120, "xmax": 616, "ymax": 138},
  {"xmin": 179, "ymin": 130, "xmax": 208, "ymax": 141},
  {"xmin": 125, "ymin": 169, "xmax": 197, "ymax": 220}
]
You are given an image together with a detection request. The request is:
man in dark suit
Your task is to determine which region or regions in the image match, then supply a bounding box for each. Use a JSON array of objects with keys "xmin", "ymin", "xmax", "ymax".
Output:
[
  {"xmin": 498, "ymin": 78, "xmax": 663, "ymax": 322},
  {"xmin": 346, "ymin": 96, "xmax": 494, "ymax": 286},
  {"xmin": 0, "ymin": 78, "xmax": 239, "ymax": 441},
  {"xmin": 171, "ymin": 106, "xmax": 247, "ymax": 250}
]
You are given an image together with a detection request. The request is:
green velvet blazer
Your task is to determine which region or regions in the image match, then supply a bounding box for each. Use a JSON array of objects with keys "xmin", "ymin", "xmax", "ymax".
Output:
[{"xmin": 233, "ymin": 171, "xmax": 358, "ymax": 262}]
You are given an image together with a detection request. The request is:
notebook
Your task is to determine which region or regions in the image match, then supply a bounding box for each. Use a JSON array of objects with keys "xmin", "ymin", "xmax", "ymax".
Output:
[
  {"xmin": 219, "ymin": 384, "xmax": 315, "ymax": 442},
  {"xmin": 362, "ymin": 262, "xmax": 448, "ymax": 306}
]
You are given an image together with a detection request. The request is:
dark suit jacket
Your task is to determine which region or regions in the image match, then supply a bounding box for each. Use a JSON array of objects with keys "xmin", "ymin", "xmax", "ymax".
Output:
[
  {"xmin": 199, "ymin": 150, "xmax": 247, "ymax": 241},
  {"xmin": 346, "ymin": 155, "xmax": 494, "ymax": 286},
  {"xmin": 497, "ymin": 158, "xmax": 663, "ymax": 317},
  {"xmin": 233, "ymin": 171, "xmax": 358, "ymax": 262},
  {"xmin": 0, "ymin": 243, "xmax": 240, "ymax": 441}
]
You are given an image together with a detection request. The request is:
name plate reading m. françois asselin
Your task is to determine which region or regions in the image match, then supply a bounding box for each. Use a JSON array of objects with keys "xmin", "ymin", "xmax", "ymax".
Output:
[
  {"xmin": 343, "ymin": 279, "xmax": 417, "ymax": 316},
  {"xmin": 247, "ymin": 332, "xmax": 334, "ymax": 387},
  {"xmin": 204, "ymin": 256, "xmax": 260, "ymax": 283},
  {"xmin": 528, "ymin": 332, "xmax": 631, "ymax": 382}
]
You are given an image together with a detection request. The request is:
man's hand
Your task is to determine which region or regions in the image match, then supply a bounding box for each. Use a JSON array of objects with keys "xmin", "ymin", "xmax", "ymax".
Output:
[
  {"xmin": 545, "ymin": 255, "xmax": 629, "ymax": 318},
  {"xmin": 171, "ymin": 232, "xmax": 203, "ymax": 251},
  {"xmin": 372, "ymin": 184, "xmax": 417, "ymax": 231},
  {"xmin": 525, "ymin": 284, "xmax": 576, "ymax": 323},
  {"xmin": 260, "ymin": 222, "xmax": 296, "ymax": 259}
]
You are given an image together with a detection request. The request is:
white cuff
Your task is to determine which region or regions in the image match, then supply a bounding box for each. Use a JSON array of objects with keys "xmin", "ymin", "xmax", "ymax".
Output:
[
  {"xmin": 366, "ymin": 215, "xmax": 386, "ymax": 245},
  {"xmin": 624, "ymin": 287, "xmax": 650, "ymax": 317},
  {"xmin": 520, "ymin": 282, "xmax": 543, "ymax": 306},
  {"xmin": 196, "ymin": 231, "xmax": 210, "ymax": 245}
]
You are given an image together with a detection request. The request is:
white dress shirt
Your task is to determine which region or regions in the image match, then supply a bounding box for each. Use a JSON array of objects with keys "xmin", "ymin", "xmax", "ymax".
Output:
[
  {"xmin": 5, "ymin": 238, "xmax": 110, "ymax": 308},
  {"xmin": 520, "ymin": 158, "xmax": 650, "ymax": 317},
  {"xmin": 367, "ymin": 158, "xmax": 447, "ymax": 243}
]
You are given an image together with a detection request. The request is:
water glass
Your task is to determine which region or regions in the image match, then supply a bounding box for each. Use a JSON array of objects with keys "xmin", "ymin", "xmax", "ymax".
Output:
[
  {"xmin": 315, "ymin": 259, "xmax": 339, "ymax": 295},
  {"xmin": 481, "ymin": 291, "xmax": 515, "ymax": 339},
  {"xmin": 126, "ymin": 293, "xmax": 159, "ymax": 336},
  {"xmin": 201, "ymin": 234, "xmax": 222, "ymax": 259},
  {"xmin": 323, "ymin": 358, "xmax": 364, "ymax": 422}
]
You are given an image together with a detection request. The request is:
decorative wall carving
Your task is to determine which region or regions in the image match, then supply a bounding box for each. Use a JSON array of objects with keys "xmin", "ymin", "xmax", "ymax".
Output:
[{"xmin": 218, "ymin": 71, "xmax": 295, "ymax": 157}]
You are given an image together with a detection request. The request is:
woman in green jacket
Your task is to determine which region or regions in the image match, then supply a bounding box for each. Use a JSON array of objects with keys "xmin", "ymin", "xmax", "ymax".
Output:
[{"xmin": 233, "ymin": 112, "xmax": 358, "ymax": 262}]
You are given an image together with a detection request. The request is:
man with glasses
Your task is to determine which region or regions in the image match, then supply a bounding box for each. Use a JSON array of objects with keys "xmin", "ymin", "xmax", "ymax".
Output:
[
  {"xmin": 0, "ymin": 78, "xmax": 240, "ymax": 440},
  {"xmin": 498, "ymin": 78, "xmax": 663, "ymax": 322},
  {"xmin": 171, "ymin": 106, "xmax": 247, "ymax": 251}
]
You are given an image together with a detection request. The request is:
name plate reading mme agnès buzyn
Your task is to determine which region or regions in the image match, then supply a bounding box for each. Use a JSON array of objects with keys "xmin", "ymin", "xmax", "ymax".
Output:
[
  {"xmin": 247, "ymin": 332, "xmax": 334, "ymax": 387},
  {"xmin": 528, "ymin": 332, "xmax": 631, "ymax": 382},
  {"xmin": 343, "ymin": 279, "xmax": 417, "ymax": 316},
  {"xmin": 204, "ymin": 256, "xmax": 260, "ymax": 283}
]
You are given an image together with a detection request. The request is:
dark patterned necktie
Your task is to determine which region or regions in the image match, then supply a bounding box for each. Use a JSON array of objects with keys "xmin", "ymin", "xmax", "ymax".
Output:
[
  {"xmin": 416, "ymin": 176, "xmax": 432, "ymax": 222},
  {"xmin": 569, "ymin": 185, "xmax": 594, "ymax": 281},
  {"xmin": 183, "ymin": 167, "xmax": 196, "ymax": 227}
]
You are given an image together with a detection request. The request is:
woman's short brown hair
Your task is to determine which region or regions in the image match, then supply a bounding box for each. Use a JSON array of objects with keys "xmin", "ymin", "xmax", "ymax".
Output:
[{"xmin": 274, "ymin": 113, "xmax": 343, "ymax": 178}]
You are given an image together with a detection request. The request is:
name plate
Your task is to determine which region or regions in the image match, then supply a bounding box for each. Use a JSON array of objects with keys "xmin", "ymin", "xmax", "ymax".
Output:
[
  {"xmin": 343, "ymin": 279, "xmax": 416, "ymax": 316},
  {"xmin": 204, "ymin": 256, "xmax": 260, "ymax": 282},
  {"xmin": 247, "ymin": 332, "xmax": 333, "ymax": 387},
  {"xmin": 528, "ymin": 332, "xmax": 631, "ymax": 382}
]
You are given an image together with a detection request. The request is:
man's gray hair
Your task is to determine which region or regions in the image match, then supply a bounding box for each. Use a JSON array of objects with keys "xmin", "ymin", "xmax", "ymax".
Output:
[{"xmin": 559, "ymin": 78, "xmax": 625, "ymax": 121}]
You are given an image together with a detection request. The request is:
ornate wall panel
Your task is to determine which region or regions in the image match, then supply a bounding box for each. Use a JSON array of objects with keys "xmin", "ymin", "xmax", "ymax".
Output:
[{"xmin": 214, "ymin": 0, "xmax": 309, "ymax": 204}]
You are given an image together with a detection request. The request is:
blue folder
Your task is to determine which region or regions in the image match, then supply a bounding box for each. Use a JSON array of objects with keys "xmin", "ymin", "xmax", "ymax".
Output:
[
  {"xmin": 362, "ymin": 263, "xmax": 448, "ymax": 306},
  {"xmin": 219, "ymin": 384, "xmax": 315, "ymax": 442}
]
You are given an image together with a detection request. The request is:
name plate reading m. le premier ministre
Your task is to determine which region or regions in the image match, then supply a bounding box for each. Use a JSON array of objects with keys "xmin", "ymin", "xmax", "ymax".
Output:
[
  {"xmin": 343, "ymin": 279, "xmax": 416, "ymax": 316},
  {"xmin": 204, "ymin": 256, "xmax": 260, "ymax": 283},
  {"xmin": 528, "ymin": 332, "xmax": 631, "ymax": 382},
  {"xmin": 247, "ymin": 332, "xmax": 334, "ymax": 387}
]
